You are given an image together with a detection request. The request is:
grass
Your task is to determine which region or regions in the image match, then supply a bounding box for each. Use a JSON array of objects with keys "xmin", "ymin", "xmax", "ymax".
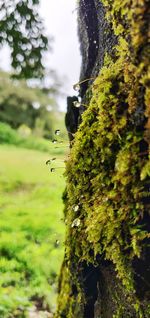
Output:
[{"xmin": 0, "ymin": 144, "xmax": 67, "ymax": 317}]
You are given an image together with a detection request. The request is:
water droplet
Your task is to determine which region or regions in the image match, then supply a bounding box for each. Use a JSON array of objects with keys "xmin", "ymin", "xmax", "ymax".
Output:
[
  {"xmin": 73, "ymin": 101, "xmax": 81, "ymax": 108},
  {"xmin": 46, "ymin": 160, "xmax": 51, "ymax": 165},
  {"xmin": 51, "ymin": 168, "xmax": 55, "ymax": 172},
  {"xmin": 71, "ymin": 218, "xmax": 81, "ymax": 228},
  {"xmin": 55, "ymin": 240, "xmax": 60, "ymax": 246},
  {"xmin": 65, "ymin": 218, "xmax": 68, "ymax": 224},
  {"xmin": 73, "ymin": 83, "xmax": 80, "ymax": 91},
  {"xmin": 93, "ymin": 40, "xmax": 97, "ymax": 44},
  {"xmin": 55, "ymin": 129, "xmax": 60, "ymax": 136},
  {"xmin": 52, "ymin": 139, "xmax": 57, "ymax": 144},
  {"xmin": 73, "ymin": 205, "xmax": 79, "ymax": 212}
]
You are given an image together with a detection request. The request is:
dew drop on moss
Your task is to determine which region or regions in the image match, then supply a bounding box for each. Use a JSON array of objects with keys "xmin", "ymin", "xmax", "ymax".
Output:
[
  {"xmin": 73, "ymin": 84, "xmax": 80, "ymax": 91},
  {"xmin": 55, "ymin": 240, "xmax": 60, "ymax": 246},
  {"xmin": 73, "ymin": 101, "xmax": 81, "ymax": 108},
  {"xmin": 46, "ymin": 160, "xmax": 51, "ymax": 165},
  {"xmin": 55, "ymin": 129, "xmax": 60, "ymax": 136},
  {"xmin": 71, "ymin": 218, "xmax": 81, "ymax": 228},
  {"xmin": 73, "ymin": 205, "xmax": 79, "ymax": 212},
  {"xmin": 52, "ymin": 139, "xmax": 57, "ymax": 144}
]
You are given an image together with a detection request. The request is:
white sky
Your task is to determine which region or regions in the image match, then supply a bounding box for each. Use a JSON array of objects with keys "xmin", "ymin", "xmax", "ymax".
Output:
[
  {"xmin": 0, "ymin": 0, "xmax": 81, "ymax": 111},
  {"xmin": 40, "ymin": 0, "xmax": 81, "ymax": 110}
]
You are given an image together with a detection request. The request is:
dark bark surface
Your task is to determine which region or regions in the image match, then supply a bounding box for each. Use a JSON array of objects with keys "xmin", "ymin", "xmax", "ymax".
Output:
[{"xmin": 78, "ymin": 0, "xmax": 117, "ymax": 98}]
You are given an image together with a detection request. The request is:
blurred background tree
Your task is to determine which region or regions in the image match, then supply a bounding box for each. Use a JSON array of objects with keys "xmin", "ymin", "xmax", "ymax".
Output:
[
  {"xmin": 0, "ymin": 0, "xmax": 48, "ymax": 79},
  {"xmin": 0, "ymin": 0, "xmax": 67, "ymax": 141},
  {"xmin": 0, "ymin": 70, "xmax": 62, "ymax": 139}
]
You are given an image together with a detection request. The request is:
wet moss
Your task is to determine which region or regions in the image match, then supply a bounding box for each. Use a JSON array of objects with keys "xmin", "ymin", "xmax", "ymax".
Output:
[{"xmin": 55, "ymin": 1, "xmax": 150, "ymax": 317}]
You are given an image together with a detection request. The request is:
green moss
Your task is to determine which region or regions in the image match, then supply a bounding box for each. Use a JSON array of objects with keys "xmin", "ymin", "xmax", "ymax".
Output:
[{"xmin": 56, "ymin": 0, "xmax": 150, "ymax": 317}]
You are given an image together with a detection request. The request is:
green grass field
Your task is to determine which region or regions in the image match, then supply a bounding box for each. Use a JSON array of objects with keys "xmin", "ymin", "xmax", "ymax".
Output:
[{"xmin": 0, "ymin": 145, "xmax": 67, "ymax": 317}]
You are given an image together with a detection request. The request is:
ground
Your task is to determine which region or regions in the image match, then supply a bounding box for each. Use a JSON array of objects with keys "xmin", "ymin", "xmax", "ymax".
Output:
[{"xmin": 0, "ymin": 145, "xmax": 66, "ymax": 318}]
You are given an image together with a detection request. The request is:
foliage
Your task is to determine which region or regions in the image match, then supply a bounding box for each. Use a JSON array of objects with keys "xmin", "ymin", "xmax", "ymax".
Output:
[
  {"xmin": 0, "ymin": 121, "xmax": 67, "ymax": 155},
  {"xmin": 0, "ymin": 0, "xmax": 48, "ymax": 79},
  {"xmin": 0, "ymin": 121, "xmax": 21, "ymax": 145},
  {"xmin": 56, "ymin": 0, "xmax": 150, "ymax": 317},
  {"xmin": 0, "ymin": 145, "xmax": 66, "ymax": 317},
  {"xmin": 0, "ymin": 71, "xmax": 59, "ymax": 138}
]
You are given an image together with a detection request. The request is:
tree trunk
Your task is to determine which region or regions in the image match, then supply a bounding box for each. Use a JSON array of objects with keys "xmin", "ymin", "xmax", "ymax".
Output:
[{"xmin": 55, "ymin": 1, "xmax": 150, "ymax": 317}]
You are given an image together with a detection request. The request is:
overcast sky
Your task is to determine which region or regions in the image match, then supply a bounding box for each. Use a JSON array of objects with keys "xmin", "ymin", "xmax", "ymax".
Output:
[
  {"xmin": 0, "ymin": 0, "xmax": 81, "ymax": 111},
  {"xmin": 40, "ymin": 0, "xmax": 81, "ymax": 93}
]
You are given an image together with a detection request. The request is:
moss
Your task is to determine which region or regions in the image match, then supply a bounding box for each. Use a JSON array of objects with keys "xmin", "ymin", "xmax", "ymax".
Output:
[
  {"xmin": 56, "ymin": 0, "xmax": 150, "ymax": 317},
  {"xmin": 55, "ymin": 259, "xmax": 85, "ymax": 318}
]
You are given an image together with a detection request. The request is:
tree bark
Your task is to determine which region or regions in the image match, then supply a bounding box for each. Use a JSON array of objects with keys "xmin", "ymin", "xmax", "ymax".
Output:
[{"xmin": 55, "ymin": 1, "xmax": 150, "ymax": 317}]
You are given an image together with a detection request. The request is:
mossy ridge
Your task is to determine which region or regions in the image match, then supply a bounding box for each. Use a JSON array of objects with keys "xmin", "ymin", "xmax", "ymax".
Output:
[
  {"xmin": 56, "ymin": 0, "xmax": 150, "ymax": 317},
  {"xmin": 101, "ymin": 0, "xmax": 150, "ymax": 139}
]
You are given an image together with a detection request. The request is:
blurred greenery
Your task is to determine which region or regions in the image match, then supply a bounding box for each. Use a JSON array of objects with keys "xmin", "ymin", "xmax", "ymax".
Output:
[
  {"xmin": 0, "ymin": 71, "xmax": 64, "ymax": 139},
  {"xmin": 0, "ymin": 144, "xmax": 67, "ymax": 317},
  {"xmin": 0, "ymin": 0, "xmax": 48, "ymax": 79},
  {"xmin": 0, "ymin": 121, "xmax": 68, "ymax": 154},
  {"xmin": 0, "ymin": 2, "xmax": 68, "ymax": 315}
]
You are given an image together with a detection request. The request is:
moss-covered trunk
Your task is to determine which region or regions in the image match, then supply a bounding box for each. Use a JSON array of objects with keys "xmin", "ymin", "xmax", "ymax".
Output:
[{"xmin": 55, "ymin": 1, "xmax": 150, "ymax": 317}]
